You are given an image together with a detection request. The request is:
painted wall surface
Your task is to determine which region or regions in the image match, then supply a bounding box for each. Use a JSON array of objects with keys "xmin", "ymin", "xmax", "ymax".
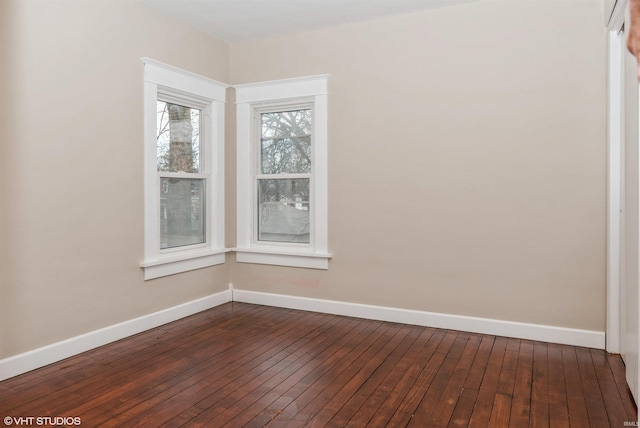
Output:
[
  {"xmin": 0, "ymin": 0, "xmax": 231, "ymax": 358},
  {"xmin": 0, "ymin": 0, "xmax": 608, "ymax": 361},
  {"xmin": 229, "ymin": 0, "xmax": 608, "ymax": 331}
]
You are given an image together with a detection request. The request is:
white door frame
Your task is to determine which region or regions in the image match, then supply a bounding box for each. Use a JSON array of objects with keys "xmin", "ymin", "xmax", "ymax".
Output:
[
  {"xmin": 608, "ymin": 0, "xmax": 640, "ymax": 404},
  {"xmin": 608, "ymin": 27, "xmax": 623, "ymax": 354}
]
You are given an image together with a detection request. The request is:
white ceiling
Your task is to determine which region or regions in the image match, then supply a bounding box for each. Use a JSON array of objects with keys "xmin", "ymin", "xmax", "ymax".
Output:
[{"xmin": 139, "ymin": 0, "xmax": 477, "ymax": 43}]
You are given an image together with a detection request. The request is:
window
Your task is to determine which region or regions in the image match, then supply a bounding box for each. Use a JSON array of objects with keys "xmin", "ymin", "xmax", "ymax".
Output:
[
  {"xmin": 141, "ymin": 58, "xmax": 227, "ymax": 280},
  {"xmin": 257, "ymin": 107, "xmax": 312, "ymax": 244},
  {"xmin": 235, "ymin": 75, "xmax": 330, "ymax": 269},
  {"xmin": 157, "ymin": 100, "xmax": 205, "ymax": 249}
]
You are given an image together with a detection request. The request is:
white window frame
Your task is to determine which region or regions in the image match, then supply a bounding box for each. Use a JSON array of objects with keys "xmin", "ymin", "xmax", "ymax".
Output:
[
  {"xmin": 140, "ymin": 58, "xmax": 227, "ymax": 280},
  {"xmin": 235, "ymin": 75, "xmax": 331, "ymax": 269}
]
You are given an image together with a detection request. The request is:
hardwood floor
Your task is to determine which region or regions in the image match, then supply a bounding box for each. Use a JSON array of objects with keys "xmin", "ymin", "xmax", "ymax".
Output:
[{"xmin": 0, "ymin": 302, "xmax": 636, "ymax": 427}]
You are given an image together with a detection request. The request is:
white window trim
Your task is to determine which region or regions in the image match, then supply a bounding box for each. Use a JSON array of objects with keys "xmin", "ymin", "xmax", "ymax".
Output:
[
  {"xmin": 235, "ymin": 75, "xmax": 331, "ymax": 269},
  {"xmin": 141, "ymin": 58, "xmax": 228, "ymax": 280}
]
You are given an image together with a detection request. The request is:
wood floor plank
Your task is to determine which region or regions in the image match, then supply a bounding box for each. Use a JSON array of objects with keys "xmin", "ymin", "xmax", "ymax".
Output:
[
  {"xmin": 366, "ymin": 328, "xmax": 446, "ymax": 428},
  {"xmin": 561, "ymin": 345, "xmax": 591, "ymax": 428},
  {"xmin": 45, "ymin": 306, "xmax": 302, "ymax": 426},
  {"xmin": 447, "ymin": 387, "xmax": 480, "ymax": 428},
  {"xmin": 468, "ymin": 336, "xmax": 508, "ymax": 427},
  {"xmin": 605, "ymin": 352, "xmax": 638, "ymax": 420},
  {"xmin": 530, "ymin": 341, "xmax": 550, "ymax": 428},
  {"xmin": 576, "ymin": 346, "xmax": 611, "ymax": 427},
  {"xmin": 341, "ymin": 327, "xmax": 437, "ymax": 427},
  {"xmin": 236, "ymin": 318, "xmax": 379, "ymax": 428},
  {"xmin": 496, "ymin": 338, "xmax": 520, "ymax": 397},
  {"xmin": 214, "ymin": 316, "xmax": 350, "ymax": 428},
  {"xmin": 312, "ymin": 326, "xmax": 423, "ymax": 427},
  {"xmin": 234, "ymin": 318, "xmax": 384, "ymax": 427},
  {"xmin": 407, "ymin": 332, "xmax": 470, "ymax": 427},
  {"xmin": 298, "ymin": 325, "xmax": 416, "ymax": 427},
  {"xmin": 488, "ymin": 338, "xmax": 520, "ymax": 427},
  {"xmin": 488, "ymin": 392, "xmax": 512, "ymax": 427},
  {"xmin": 547, "ymin": 344, "xmax": 569, "ymax": 428},
  {"xmin": 263, "ymin": 321, "xmax": 392, "ymax": 427},
  {"xmin": 447, "ymin": 334, "xmax": 496, "ymax": 428},
  {"xmin": 464, "ymin": 335, "xmax": 497, "ymax": 391},
  {"xmin": 72, "ymin": 306, "xmax": 313, "ymax": 426},
  {"xmin": 385, "ymin": 330, "xmax": 459, "ymax": 426},
  {"xmin": 112, "ymin": 311, "xmax": 348, "ymax": 427},
  {"xmin": 590, "ymin": 348, "xmax": 631, "ymax": 428},
  {"xmin": 429, "ymin": 333, "xmax": 482, "ymax": 428},
  {"xmin": 509, "ymin": 340, "xmax": 534, "ymax": 428},
  {"xmin": 0, "ymin": 302, "xmax": 636, "ymax": 428}
]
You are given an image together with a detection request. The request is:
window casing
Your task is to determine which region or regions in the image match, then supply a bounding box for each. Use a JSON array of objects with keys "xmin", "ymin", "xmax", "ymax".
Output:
[
  {"xmin": 235, "ymin": 75, "xmax": 330, "ymax": 269},
  {"xmin": 141, "ymin": 58, "xmax": 227, "ymax": 280}
]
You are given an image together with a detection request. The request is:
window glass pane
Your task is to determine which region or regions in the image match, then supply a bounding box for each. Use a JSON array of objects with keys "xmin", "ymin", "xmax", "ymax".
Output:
[
  {"xmin": 160, "ymin": 178, "xmax": 205, "ymax": 249},
  {"xmin": 258, "ymin": 178, "xmax": 310, "ymax": 243},
  {"xmin": 261, "ymin": 109, "xmax": 311, "ymax": 174},
  {"xmin": 157, "ymin": 101, "xmax": 201, "ymax": 173}
]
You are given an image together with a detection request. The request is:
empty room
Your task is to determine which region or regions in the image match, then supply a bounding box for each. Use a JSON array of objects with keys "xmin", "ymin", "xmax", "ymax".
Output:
[{"xmin": 1, "ymin": 0, "xmax": 638, "ymax": 426}]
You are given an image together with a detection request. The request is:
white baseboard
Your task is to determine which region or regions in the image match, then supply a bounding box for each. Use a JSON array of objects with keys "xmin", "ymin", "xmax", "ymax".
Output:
[
  {"xmin": 232, "ymin": 288, "xmax": 605, "ymax": 350},
  {"xmin": 1, "ymin": 286, "xmax": 606, "ymax": 382},
  {"xmin": 0, "ymin": 290, "xmax": 231, "ymax": 382}
]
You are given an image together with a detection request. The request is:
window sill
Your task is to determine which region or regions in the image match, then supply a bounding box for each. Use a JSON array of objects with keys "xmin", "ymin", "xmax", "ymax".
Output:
[
  {"xmin": 233, "ymin": 247, "xmax": 332, "ymax": 270},
  {"xmin": 141, "ymin": 248, "xmax": 229, "ymax": 280}
]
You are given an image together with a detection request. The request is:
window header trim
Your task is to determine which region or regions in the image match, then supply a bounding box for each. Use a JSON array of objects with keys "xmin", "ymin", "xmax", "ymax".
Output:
[
  {"xmin": 235, "ymin": 75, "xmax": 329, "ymax": 104},
  {"xmin": 142, "ymin": 57, "xmax": 228, "ymax": 102}
]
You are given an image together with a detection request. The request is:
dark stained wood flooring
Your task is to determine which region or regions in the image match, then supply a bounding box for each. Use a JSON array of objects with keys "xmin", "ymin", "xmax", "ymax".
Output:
[{"xmin": 0, "ymin": 302, "xmax": 636, "ymax": 427}]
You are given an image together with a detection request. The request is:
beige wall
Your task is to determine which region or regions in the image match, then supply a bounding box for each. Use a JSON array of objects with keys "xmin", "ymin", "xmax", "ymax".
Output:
[
  {"xmin": 0, "ymin": 0, "xmax": 608, "ymax": 361},
  {"xmin": 0, "ymin": 0, "xmax": 231, "ymax": 358},
  {"xmin": 229, "ymin": 0, "xmax": 608, "ymax": 331}
]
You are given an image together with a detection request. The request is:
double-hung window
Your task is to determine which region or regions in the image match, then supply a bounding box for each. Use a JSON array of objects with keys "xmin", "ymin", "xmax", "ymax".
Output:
[
  {"xmin": 256, "ymin": 105, "xmax": 312, "ymax": 244},
  {"xmin": 141, "ymin": 58, "xmax": 226, "ymax": 280},
  {"xmin": 235, "ymin": 75, "xmax": 330, "ymax": 269}
]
